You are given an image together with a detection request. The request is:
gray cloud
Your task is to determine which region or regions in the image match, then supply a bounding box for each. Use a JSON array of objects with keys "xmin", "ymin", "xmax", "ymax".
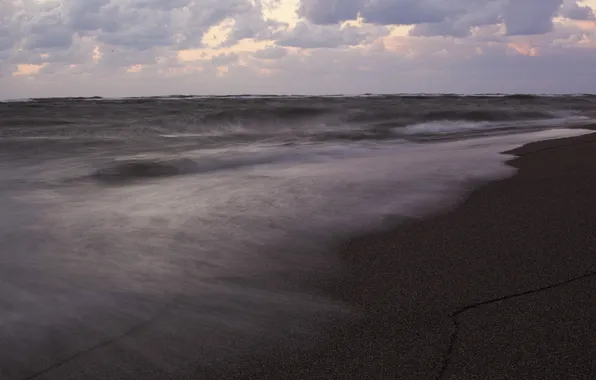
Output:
[
  {"xmin": 94, "ymin": 10, "xmax": 177, "ymax": 51},
  {"xmin": 299, "ymin": 0, "xmax": 588, "ymax": 37},
  {"xmin": 277, "ymin": 22, "xmax": 388, "ymax": 48},
  {"xmin": 222, "ymin": 11, "xmax": 288, "ymax": 47},
  {"xmin": 253, "ymin": 46, "xmax": 288, "ymax": 59},
  {"xmin": 19, "ymin": 3, "xmax": 72, "ymax": 51},
  {"xmin": 560, "ymin": 0, "xmax": 596, "ymax": 20},
  {"xmin": 504, "ymin": 0, "xmax": 563, "ymax": 36},
  {"xmin": 361, "ymin": 0, "xmax": 458, "ymax": 25},
  {"xmin": 77, "ymin": 2, "xmax": 187, "ymax": 50},
  {"xmin": 410, "ymin": 1, "xmax": 504, "ymax": 38},
  {"xmin": 211, "ymin": 52, "xmax": 239, "ymax": 66},
  {"xmin": 0, "ymin": 0, "xmax": 302, "ymax": 86},
  {"xmin": 98, "ymin": 46, "xmax": 164, "ymax": 69},
  {"xmin": 179, "ymin": 0, "xmax": 259, "ymax": 48},
  {"xmin": 298, "ymin": 0, "xmax": 467, "ymax": 26},
  {"xmin": 3, "ymin": 0, "xmax": 274, "ymax": 58},
  {"xmin": 409, "ymin": 21, "xmax": 472, "ymax": 38},
  {"xmin": 1, "ymin": 1, "xmax": 20, "ymax": 50},
  {"xmin": 1, "ymin": 0, "xmax": 596, "ymax": 98},
  {"xmin": 0, "ymin": 25, "xmax": 16, "ymax": 54},
  {"xmin": 64, "ymin": 0, "xmax": 111, "ymax": 32},
  {"xmin": 7, "ymin": 35, "xmax": 594, "ymax": 99},
  {"xmin": 298, "ymin": 0, "xmax": 361, "ymax": 25},
  {"xmin": 126, "ymin": 0, "xmax": 192, "ymax": 10}
]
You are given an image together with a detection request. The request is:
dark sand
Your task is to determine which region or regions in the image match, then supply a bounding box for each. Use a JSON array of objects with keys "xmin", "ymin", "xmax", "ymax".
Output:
[
  {"xmin": 212, "ymin": 132, "xmax": 596, "ymax": 380},
  {"xmin": 329, "ymin": 132, "xmax": 596, "ymax": 380},
  {"xmin": 21, "ymin": 132, "xmax": 596, "ymax": 380}
]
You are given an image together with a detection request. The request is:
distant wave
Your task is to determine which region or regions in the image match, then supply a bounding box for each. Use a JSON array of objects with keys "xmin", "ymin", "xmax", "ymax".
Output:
[
  {"xmin": 202, "ymin": 106, "xmax": 332, "ymax": 124},
  {"xmin": 421, "ymin": 110, "xmax": 552, "ymax": 122},
  {"xmin": 344, "ymin": 109, "xmax": 556, "ymax": 126},
  {"xmin": 2, "ymin": 95, "xmax": 595, "ymax": 150},
  {"xmin": 503, "ymin": 94, "xmax": 538, "ymax": 100},
  {"xmin": 5, "ymin": 93, "xmax": 596, "ymax": 104},
  {"xmin": 30, "ymin": 96, "xmax": 104, "ymax": 102}
]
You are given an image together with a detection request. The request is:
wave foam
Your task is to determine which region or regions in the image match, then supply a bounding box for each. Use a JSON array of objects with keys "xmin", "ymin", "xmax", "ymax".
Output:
[{"xmin": 401, "ymin": 116, "xmax": 591, "ymax": 138}]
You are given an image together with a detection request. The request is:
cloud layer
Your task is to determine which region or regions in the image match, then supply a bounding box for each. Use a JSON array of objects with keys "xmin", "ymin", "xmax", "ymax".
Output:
[{"xmin": 1, "ymin": 0, "xmax": 595, "ymax": 97}]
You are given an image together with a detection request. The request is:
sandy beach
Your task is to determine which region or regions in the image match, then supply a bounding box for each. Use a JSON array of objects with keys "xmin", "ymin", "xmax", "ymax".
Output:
[
  {"xmin": 200, "ymin": 132, "xmax": 596, "ymax": 380},
  {"xmin": 334, "ymin": 131, "xmax": 596, "ymax": 379},
  {"xmin": 3, "ymin": 1, "xmax": 596, "ymax": 377},
  {"xmin": 7, "ymin": 131, "xmax": 596, "ymax": 380}
]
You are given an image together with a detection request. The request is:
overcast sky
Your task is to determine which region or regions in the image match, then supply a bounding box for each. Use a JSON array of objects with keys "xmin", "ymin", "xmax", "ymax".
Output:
[{"xmin": 1, "ymin": 0, "xmax": 596, "ymax": 98}]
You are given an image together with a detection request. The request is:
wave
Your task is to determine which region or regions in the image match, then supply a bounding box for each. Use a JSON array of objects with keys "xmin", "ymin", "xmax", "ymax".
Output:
[
  {"xmin": 0, "ymin": 118, "xmax": 79, "ymax": 128},
  {"xmin": 422, "ymin": 110, "xmax": 552, "ymax": 122},
  {"xmin": 402, "ymin": 121, "xmax": 495, "ymax": 136},
  {"xmin": 90, "ymin": 149, "xmax": 310, "ymax": 183},
  {"xmin": 503, "ymin": 94, "xmax": 539, "ymax": 100},
  {"xmin": 201, "ymin": 106, "xmax": 332, "ymax": 125},
  {"xmin": 92, "ymin": 158, "xmax": 201, "ymax": 182},
  {"xmin": 2, "ymin": 96, "xmax": 595, "ymax": 150},
  {"xmin": 400, "ymin": 116, "xmax": 592, "ymax": 138},
  {"xmin": 30, "ymin": 96, "xmax": 104, "ymax": 102}
]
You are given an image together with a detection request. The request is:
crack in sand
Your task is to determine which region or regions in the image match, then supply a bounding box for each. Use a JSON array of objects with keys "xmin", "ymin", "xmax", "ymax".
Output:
[
  {"xmin": 21, "ymin": 303, "xmax": 175, "ymax": 380},
  {"xmin": 436, "ymin": 269, "xmax": 596, "ymax": 380}
]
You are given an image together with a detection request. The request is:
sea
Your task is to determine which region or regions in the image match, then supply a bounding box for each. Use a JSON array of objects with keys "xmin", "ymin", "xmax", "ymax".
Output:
[{"xmin": 1, "ymin": 94, "xmax": 595, "ymax": 379}]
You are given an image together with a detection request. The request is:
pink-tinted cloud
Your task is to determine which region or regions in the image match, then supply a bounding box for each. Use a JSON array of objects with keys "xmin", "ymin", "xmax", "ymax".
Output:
[{"xmin": 1, "ymin": 0, "xmax": 595, "ymax": 98}]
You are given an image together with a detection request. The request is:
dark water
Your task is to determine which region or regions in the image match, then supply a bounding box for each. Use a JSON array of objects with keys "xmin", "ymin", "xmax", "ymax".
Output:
[
  {"xmin": 0, "ymin": 95, "xmax": 594, "ymax": 379},
  {"xmin": 2, "ymin": 95, "xmax": 595, "ymax": 149}
]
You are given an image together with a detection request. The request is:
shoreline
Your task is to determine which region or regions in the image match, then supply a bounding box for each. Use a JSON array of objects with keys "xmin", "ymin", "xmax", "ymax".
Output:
[
  {"xmin": 331, "ymin": 131, "xmax": 596, "ymax": 379},
  {"xmin": 12, "ymin": 131, "xmax": 596, "ymax": 380},
  {"xmin": 201, "ymin": 131, "xmax": 596, "ymax": 379}
]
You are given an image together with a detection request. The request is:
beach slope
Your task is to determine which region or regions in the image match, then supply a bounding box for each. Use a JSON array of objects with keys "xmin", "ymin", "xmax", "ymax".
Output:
[
  {"xmin": 322, "ymin": 132, "xmax": 596, "ymax": 379},
  {"xmin": 18, "ymin": 133, "xmax": 596, "ymax": 380}
]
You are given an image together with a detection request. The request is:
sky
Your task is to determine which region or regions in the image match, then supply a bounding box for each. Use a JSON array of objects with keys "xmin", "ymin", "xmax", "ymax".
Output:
[{"xmin": 1, "ymin": 0, "xmax": 596, "ymax": 98}]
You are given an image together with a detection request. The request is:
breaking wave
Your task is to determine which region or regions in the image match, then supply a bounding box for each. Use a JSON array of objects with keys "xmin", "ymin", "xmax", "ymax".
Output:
[
  {"xmin": 421, "ymin": 109, "xmax": 553, "ymax": 122},
  {"xmin": 1, "ymin": 95, "xmax": 595, "ymax": 151},
  {"xmin": 401, "ymin": 116, "xmax": 591, "ymax": 138}
]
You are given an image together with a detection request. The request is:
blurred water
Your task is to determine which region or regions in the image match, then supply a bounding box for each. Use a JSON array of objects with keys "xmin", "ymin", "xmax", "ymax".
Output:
[{"xmin": 0, "ymin": 95, "xmax": 594, "ymax": 379}]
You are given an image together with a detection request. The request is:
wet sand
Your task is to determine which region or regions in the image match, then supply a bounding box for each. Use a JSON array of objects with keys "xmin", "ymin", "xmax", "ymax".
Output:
[
  {"xmin": 213, "ymin": 132, "xmax": 596, "ymax": 379},
  {"xmin": 19, "ymin": 132, "xmax": 596, "ymax": 380},
  {"xmin": 326, "ymin": 131, "xmax": 596, "ymax": 379}
]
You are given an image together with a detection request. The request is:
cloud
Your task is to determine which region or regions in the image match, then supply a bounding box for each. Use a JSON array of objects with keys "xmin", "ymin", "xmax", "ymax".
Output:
[
  {"xmin": 409, "ymin": 1, "xmax": 504, "ymax": 38},
  {"xmin": 24, "ymin": 10, "xmax": 73, "ymax": 51},
  {"xmin": 298, "ymin": 0, "xmax": 361, "ymax": 25},
  {"xmin": 3, "ymin": 39, "xmax": 596, "ymax": 99},
  {"xmin": 409, "ymin": 21, "xmax": 472, "ymax": 38},
  {"xmin": 276, "ymin": 22, "xmax": 389, "ymax": 48},
  {"xmin": 126, "ymin": 0, "xmax": 192, "ymax": 10},
  {"xmin": 0, "ymin": 3, "xmax": 18, "ymax": 53},
  {"xmin": 253, "ymin": 46, "xmax": 288, "ymax": 59},
  {"xmin": 504, "ymin": 0, "xmax": 563, "ymax": 35},
  {"xmin": 298, "ymin": 0, "xmax": 590, "ymax": 37},
  {"xmin": 211, "ymin": 52, "xmax": 239, "ymax": 66},
  {"xmin": 5, "ymin": 0, "xmax": 270, "ymax": 54},
  {"xmin": 1, "ymin": 0, "xmax": 596, "ymax": 98},
  {"xmin": 179, "ymin": 0, "xmax": 264, "ymax": 48},
  {"xmin": 64, "ymin": 0, "xmax": 111, "ymax": 32},
  {"xmin": 560, "ymin": 0, "xmax": 596, "ymax": 19},
  {"xmin": 223, "ymin": 15, "xmax": 288, "ymax": 47},
  {"xmin": 361, "ymin": 0, "xmax": 459, "ymax": 25},
  {"xmin": 298, "ymin": 0, "xmax": 484, "ymax": 26}
]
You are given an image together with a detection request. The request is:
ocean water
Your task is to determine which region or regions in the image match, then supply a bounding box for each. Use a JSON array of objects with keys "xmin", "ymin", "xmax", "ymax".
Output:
[{"xmin": 0, "ymin": 95, "xmax": 594, "ymax": 378}]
